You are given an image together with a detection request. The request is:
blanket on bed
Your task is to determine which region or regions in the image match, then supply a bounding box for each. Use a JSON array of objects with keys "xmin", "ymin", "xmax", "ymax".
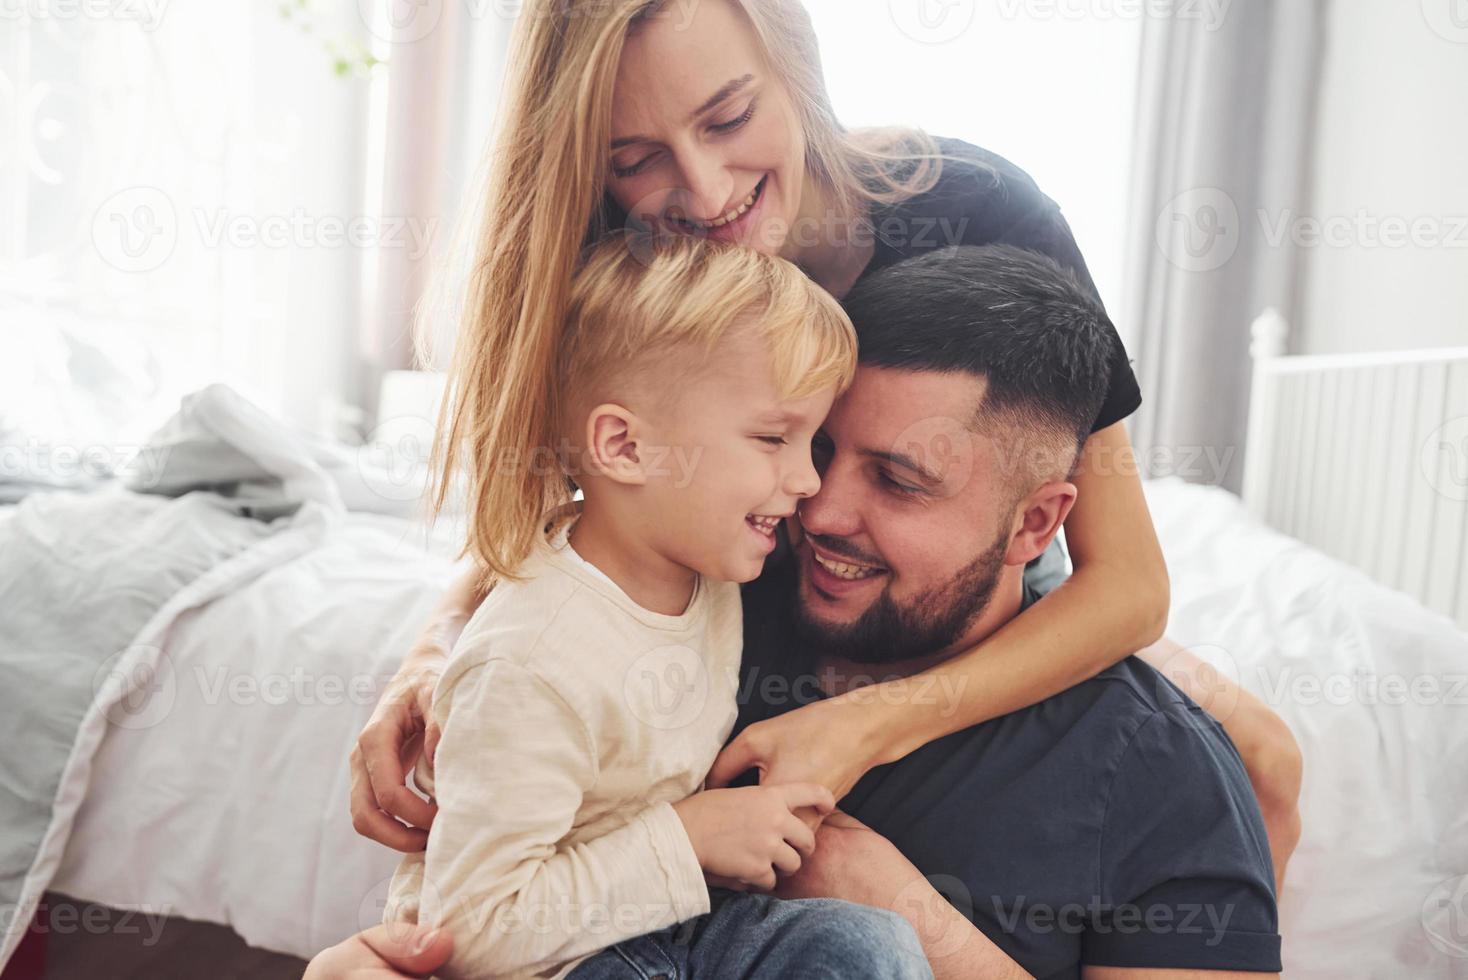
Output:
[{"xmin": 0, "ymin": 384, "xmax": 344, "ymax": 969}]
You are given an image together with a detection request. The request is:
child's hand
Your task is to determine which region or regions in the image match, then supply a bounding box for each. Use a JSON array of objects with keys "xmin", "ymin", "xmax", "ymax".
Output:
[{"xmin": 672, "ymin": 784, "xmax": 835, "ymax": 891}]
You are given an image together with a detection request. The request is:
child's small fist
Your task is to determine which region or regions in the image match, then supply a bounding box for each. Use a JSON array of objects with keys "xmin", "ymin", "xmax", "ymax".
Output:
[{"xmin": 673, "ymin": 783, "xmax": 834, "ymax": 891}]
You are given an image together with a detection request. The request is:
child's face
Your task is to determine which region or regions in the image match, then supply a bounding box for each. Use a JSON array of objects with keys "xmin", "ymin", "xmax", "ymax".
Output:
[{"xmin": 642, "ymin": 332, "xmax": 833, "ymax": 584}]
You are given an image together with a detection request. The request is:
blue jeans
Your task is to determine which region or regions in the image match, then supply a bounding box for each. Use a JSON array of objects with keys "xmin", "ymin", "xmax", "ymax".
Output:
[{"xmin": 565, "ymin": 888, "xmax": 932, "ymax": 980}]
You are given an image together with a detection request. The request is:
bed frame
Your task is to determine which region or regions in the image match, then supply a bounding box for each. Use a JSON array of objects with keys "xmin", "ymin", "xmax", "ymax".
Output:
[{"xmin": 1241, "ymin": 310, "xmax": 1468, "ymax": 630}]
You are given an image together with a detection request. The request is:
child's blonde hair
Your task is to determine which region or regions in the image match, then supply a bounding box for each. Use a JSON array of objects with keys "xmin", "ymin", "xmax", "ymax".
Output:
[
  {"xmin": 417, "ymin": 0, "xmax": 953, "ymax": 589},
  {"xmin": 470, "ymin": 232, "xmax": 856, "ymax": 584}
]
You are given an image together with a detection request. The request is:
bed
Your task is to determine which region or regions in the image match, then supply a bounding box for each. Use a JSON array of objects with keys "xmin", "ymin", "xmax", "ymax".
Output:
[{"xmin": 3, "ymin": 342, "xmax": 1466, "ymax": 978}]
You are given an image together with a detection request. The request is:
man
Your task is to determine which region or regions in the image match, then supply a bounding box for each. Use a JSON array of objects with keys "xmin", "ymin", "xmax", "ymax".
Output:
[
  {"xmin": 725, "ymin": 245, "xmax": 1281, "ymax": 977},
  {"xmin": 311, "ymin": 245, "xmax": 1281, "ymax": 978}
]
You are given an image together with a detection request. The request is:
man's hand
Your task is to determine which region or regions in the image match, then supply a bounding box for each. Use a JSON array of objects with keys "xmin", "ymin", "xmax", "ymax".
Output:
[
  {"xmin": 303, "ymin": 922, "xmax": 453, "ymax": 979},
  {"xmin": 772, "ymin": 811, "xmax": 931, "ymax": 911},
  {"xmin": 775, "ymin": 811, "xmax": 1032, "ymax": 980},
  {"xmin": 349, "ymin": 655, "xmax": 444, "ymax": 851}
]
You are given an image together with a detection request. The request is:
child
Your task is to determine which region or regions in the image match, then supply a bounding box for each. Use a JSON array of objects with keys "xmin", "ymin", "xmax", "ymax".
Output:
[{"xmin": 382, "ymin": 234, "xmax": 932, "ymax": 980}]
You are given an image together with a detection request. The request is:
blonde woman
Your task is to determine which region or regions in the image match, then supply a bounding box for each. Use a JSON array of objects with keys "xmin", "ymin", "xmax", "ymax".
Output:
[{"xmin": 350, "ymin": 0, "xmax": 1300, "ymax": 916}]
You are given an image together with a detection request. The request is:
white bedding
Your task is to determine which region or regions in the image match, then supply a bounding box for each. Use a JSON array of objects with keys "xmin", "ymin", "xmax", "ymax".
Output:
[
  {"xmin": 44, "ymin": 479, "xmax": 1468, "ymax": 977},
  {"xmin": 1144, "ymin": 478, "xmax": 1468, "ymax": 979},
  {"xmin": 48, "ymin": 510, "xmax": 468, "ymax": 958}
]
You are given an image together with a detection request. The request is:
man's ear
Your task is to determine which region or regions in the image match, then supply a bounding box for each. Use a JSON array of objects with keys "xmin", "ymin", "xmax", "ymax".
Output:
[
  {"xmin": 1004, "ymin": 480, "xmax": 1077, "ymax": 566},
  {"xmin": 583, "ymin": 403, "xmax": 647, "ymax": 486}
]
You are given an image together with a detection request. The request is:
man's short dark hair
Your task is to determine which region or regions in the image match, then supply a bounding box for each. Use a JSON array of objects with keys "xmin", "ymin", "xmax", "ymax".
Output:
[{"xmin": 840, "ymin": 244, "xmax": 1116, "ymax": 487}]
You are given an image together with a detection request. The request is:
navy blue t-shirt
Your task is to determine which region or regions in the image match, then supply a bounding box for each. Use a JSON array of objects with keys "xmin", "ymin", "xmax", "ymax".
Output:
[{"xmin": 732, "ymin": 559, "xmax": 1282, "ymax": 978}]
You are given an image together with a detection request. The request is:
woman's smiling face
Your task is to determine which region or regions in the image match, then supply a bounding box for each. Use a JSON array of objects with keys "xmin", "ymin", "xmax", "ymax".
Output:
[{"xmin": 607, "ymin": 0, "xmax": 808, "ymax": 255}]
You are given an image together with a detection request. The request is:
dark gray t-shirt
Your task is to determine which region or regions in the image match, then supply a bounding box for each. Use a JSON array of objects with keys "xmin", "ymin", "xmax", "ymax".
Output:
[{"xmin": 732, "ymin": 559, "xmax": 1282, "ymax": 978}]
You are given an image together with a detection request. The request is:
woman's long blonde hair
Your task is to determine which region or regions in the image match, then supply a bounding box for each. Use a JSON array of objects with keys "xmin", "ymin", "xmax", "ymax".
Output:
[{"xmin": 418, "ymin": 0, "xmax": 945, "ymax": 589}]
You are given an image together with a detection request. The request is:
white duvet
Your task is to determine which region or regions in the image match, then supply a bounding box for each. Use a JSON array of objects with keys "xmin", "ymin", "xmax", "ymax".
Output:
[{"xmin": 40, "ymin": 479, "xmax": 1468, "ymax": 978}]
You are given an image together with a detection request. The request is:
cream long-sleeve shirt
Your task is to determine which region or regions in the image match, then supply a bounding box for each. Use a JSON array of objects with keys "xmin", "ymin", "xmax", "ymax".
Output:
[{"xmin": 383, "ymin": 516, "xmax": 744, "ymax": 979}]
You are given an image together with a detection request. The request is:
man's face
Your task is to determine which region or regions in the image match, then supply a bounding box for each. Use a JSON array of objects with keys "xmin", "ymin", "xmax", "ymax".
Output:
[{"xmin": 788, "ymin": 365, "xmax": 1021, "ymax": 666}]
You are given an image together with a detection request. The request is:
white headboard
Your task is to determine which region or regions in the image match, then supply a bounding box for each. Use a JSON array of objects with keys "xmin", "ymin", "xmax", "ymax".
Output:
[{"xmin": 1242, "ymin": 311, "xmax": 1468, "ymax": 629}]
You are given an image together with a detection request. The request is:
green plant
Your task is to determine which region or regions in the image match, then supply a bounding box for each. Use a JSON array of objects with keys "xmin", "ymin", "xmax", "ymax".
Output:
[{"xmin": 276, "ymin": 0, "xmax": 385, "ymax": 78}]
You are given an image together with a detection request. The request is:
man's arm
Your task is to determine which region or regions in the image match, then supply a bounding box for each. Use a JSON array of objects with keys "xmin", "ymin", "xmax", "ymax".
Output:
[{"xmin": 773, "ymin": 812, "xmax": 1032, "ymax": 980}]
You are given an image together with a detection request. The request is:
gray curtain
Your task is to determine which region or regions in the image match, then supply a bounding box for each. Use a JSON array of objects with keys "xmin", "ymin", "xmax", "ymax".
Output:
[
  {"xmin": 358, "ymin": 6, "xmax": 515, "ymax": 424},
  {"xmin": 1121, "ymin": 0, "xmax": 1330, "ymax": 492}
]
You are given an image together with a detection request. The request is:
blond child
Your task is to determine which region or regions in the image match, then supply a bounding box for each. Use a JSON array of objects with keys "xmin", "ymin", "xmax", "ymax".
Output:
[{"xmin": 382, "ymin": 234, "xmax": 931, "ymax": 980}]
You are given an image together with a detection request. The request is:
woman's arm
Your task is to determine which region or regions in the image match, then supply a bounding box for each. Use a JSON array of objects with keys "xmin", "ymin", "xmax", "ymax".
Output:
[
  {"xmin": 709, "ymin": 421, "xmax": 1168, "ymax": 794},
  {"xmin": 349, "ymin": 564, "xmax": 493, "ymax": 851}
]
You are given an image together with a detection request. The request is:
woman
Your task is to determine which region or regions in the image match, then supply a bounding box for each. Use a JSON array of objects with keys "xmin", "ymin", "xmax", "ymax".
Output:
[{"xmin": 350, "ymin": 0, "xmax": 1301, "ymax": 893}]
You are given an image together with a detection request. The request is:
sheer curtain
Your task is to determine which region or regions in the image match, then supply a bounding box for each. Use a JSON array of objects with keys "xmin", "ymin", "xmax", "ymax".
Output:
[
  {"xmin": 357, "ymin": 1, "xmax": 516, "ymax": 422},
  {"xmin": 3, "ymin": 5, "xmax": 383, "ymax": 450}
]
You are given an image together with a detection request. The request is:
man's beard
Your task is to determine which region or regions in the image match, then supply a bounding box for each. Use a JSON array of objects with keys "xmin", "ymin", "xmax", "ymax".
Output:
[{"xmin": 787, "ymin": 530, "xmax": 1010, "ymax": 666}]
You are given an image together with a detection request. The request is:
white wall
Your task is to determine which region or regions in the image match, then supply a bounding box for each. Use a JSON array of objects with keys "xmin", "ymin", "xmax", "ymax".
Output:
[{"xmin": 1296, "ymin": 4, "xmax": 1468, "ymax": 355}]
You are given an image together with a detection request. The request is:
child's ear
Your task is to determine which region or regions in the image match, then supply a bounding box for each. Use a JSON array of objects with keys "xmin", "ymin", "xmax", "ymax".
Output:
[
  {"xmin": 1004, "ymin": 480, "xmax": 1077, "ymax": 566},
  {"xmin": 584, "ymin": 403, "xmax": 647, "ymax": 486}
]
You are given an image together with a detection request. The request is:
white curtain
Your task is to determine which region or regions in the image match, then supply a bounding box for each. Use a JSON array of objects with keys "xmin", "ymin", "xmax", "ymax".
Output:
[
  {"xmin": 1120, "ymin": 0, "xmax": 1330, "ymax": 493},
  {"xmin": 357, "ymin": 2, "xmax": 516, "ymax": 424},
  {"xmin": 2, "ymin": 6, "xmax": 385, "ymax": 444},
  {"xmin": 1, "ymin": 2, "xmax": 515, "ymax": 453}
]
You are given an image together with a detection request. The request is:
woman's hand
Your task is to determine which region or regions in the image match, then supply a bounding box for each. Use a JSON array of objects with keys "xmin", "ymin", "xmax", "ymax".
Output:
[
  {"xmin": 303, "ymin": 922, "xmax": 453, "ymax": 979},
  {"xmin": 705, "ymin": 695, "xmax": 888, "ymax": 810},
  {"xmin": 349, "ymin": 650, "xmax": 445, "ymax": 851}
]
